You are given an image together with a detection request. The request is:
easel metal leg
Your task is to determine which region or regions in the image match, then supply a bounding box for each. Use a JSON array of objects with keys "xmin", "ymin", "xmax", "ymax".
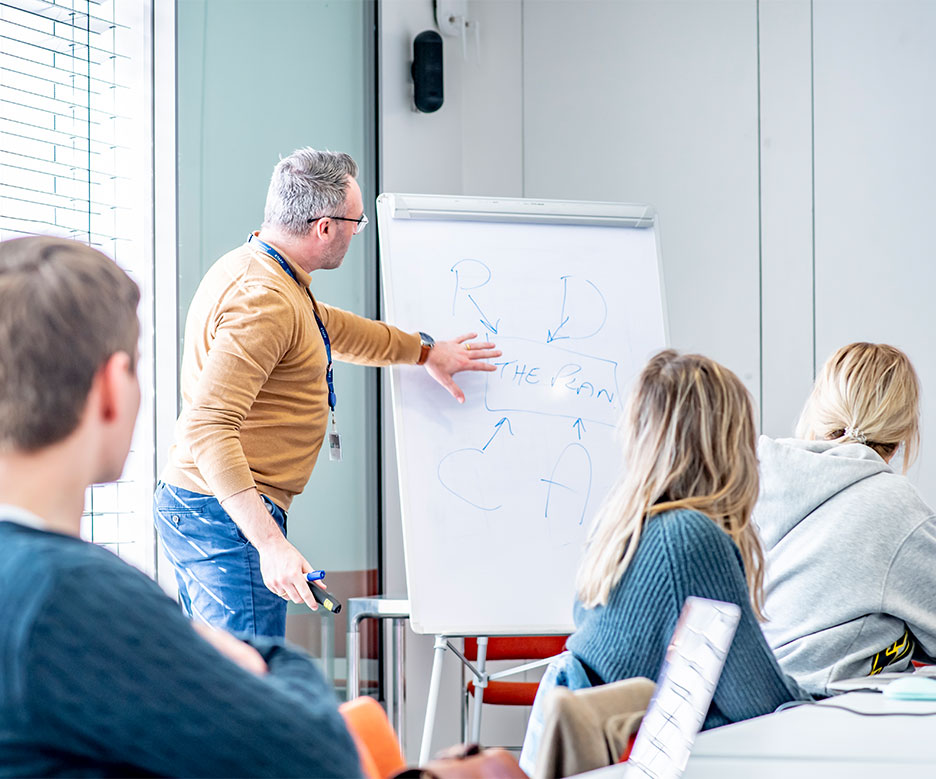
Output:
[
  {"xmin": 392, "ymin": 618, "xmax": 406, "ymax": 752},
  {"xmin": 419, "ymin": 635, "xmax": 448, "ymax": 766},
  {"xmin": 470, "ymin": 636, "xmax": 488, "ymax": 743}
]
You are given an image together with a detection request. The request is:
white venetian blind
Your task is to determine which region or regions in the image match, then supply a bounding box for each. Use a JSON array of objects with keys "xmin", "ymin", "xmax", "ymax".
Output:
[{"xmin": 0, "ymin": 0, "xmax": 155, "ymax": 571}]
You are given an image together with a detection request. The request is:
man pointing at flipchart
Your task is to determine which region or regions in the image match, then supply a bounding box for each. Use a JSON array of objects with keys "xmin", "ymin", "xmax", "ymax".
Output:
[{"xmin": 155, "ymin": 147, "xmax": 501, "ymax": 638}]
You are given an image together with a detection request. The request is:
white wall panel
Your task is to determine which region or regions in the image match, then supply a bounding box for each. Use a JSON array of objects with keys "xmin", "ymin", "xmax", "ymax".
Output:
[
  {"xmin": 813, "ymin": 0, "xmax": 936, "ymax": 499},
  {"xmin": 522, "ymin": 0, "xmax": 762, "ymax": 408},
  {"xmin": 461, "ymin": 0, "xmax": 524, "ymax": 196},
  {"xmin": 379, "ymin": 0, "xmax": 466, "ymax": 193},
  {"xmin": 759, "ymin": 0, "xmax": 815, "ymax": 436}
]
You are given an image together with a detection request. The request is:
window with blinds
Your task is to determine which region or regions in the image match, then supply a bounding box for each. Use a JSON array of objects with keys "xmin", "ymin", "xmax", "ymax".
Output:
[{"xmin": 0, "ymin": 0, "xmax": 155, "ymax": 572}]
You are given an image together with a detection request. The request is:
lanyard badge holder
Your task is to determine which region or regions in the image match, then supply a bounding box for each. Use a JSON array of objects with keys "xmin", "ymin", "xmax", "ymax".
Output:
[
  {"xmin": 328, "ymin": 413, "xmax": 342, "ymax": 462},
  {"xmin": 249, "ymin": 233, "xmax": 342, "ymax": 461},
  {"xmin": 321, "ymin": 321, "xmax": 342, "ymax": 462}
]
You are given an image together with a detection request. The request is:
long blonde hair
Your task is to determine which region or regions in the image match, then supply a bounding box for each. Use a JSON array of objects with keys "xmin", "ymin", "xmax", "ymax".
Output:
[
  {"xmin": 796, "ymin": 342, "xmax": 920, "ymax": 470},
  {"xmin": 576, "ymin": 350, "xmax": 765, "ymax": 618}
]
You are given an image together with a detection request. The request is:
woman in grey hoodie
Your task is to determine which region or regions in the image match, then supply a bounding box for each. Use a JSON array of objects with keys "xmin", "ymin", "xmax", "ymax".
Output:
[{"xmin": 754, "ymin": 342, "xmax": 936, "ymax": 696}]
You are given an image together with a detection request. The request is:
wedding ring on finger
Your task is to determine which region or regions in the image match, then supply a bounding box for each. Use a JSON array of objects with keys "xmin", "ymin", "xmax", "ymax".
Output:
[{"xmin": 465, "ymin": 343, "xmax": 471, "ymax": 351}]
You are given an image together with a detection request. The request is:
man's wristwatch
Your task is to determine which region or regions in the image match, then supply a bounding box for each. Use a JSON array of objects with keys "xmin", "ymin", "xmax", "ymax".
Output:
[{"xmin": 417, "ymin": 331, "xmax": 435, "ymax": 365}]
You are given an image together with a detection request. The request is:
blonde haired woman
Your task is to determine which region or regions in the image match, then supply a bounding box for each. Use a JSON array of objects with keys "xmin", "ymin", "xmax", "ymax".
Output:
[
  {"xmin": 755, "ymin": 342, "xmax": 936, "ymax": 696},
  {"xmin": 521, "ymin": 351, "xmax": 804, "ymax": 771}
]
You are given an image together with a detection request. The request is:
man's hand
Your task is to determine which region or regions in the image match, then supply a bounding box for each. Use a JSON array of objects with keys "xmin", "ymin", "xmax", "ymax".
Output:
[
  {"xmin": 257, "ymin": 535, "xmax": 326, "ymax": 611},
  {"xmin": 424, "ymin": 332, "xmax": 502, "ymax": 403},
  {"xmin": 219, "ymin": 488, "xmax": 326, "ymax": 611},
  {"xmin": 193, "ymin": 622, "xmax": 269, "ymax": 675}
]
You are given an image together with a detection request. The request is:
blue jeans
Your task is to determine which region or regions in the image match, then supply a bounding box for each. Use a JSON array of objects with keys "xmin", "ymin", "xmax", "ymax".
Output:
[{"xmin": 153, "ymin": 481, "xmax": 288, "ymax": 638}]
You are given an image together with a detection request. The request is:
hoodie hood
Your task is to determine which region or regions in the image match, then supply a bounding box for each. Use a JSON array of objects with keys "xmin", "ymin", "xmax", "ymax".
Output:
[{"xmin": 754, "ymin": 436, "xmax": 892, "ymax": 549}]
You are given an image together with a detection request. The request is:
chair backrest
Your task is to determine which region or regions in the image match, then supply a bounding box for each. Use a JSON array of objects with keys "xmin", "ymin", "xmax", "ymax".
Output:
[
  {"xmin": 339, "ymin": 697, "xmax": 406, "ymax": 779},
  {"xmin": 464, "ymin": 635, "xmax": 568, "ymax": 661}
]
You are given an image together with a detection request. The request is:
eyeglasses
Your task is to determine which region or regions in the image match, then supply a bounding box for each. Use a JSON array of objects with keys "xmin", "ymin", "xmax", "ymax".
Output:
[{"xmin": 307, "ymin": 213, "xmax": 369, "ymax": 235}]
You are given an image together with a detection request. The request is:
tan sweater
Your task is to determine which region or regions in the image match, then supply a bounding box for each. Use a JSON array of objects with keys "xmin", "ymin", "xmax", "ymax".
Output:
[{"xmin": 162, "ymin": 238, "xmax": 421, "ymax": 510}]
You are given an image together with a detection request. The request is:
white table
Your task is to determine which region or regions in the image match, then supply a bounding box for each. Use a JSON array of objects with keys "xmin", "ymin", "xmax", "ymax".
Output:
[{"xmin": 579, "ymin": 692, "xmax": 936, "ymax": 778}]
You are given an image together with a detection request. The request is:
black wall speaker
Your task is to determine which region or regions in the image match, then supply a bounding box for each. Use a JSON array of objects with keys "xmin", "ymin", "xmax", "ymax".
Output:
[{"xmin": 412, "ymin": 30, "xmax": 443, "ymax": 113}]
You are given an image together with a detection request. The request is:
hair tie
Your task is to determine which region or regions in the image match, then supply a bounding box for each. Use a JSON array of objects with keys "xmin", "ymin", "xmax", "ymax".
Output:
[{"xmin": 844, "ymin": 427, "xmax": 868, "ymax": 445}]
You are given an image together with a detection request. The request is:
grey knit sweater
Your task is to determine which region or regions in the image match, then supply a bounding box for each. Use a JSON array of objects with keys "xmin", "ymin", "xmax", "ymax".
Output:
[{"xmin": 0, "ymin": 519, "xmax": 362, "ymax": 778}]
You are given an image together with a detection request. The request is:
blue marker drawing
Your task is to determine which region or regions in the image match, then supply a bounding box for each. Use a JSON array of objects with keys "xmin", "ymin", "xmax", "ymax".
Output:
[
  {"xmin": 546, "ymin": 275, "xmax": 572, "ymax": 343},
  {"xmin": 485, "ymin": 336, "xmax": 622, "ymax": 428},
  {"xmin": 573, "ymin": 418, "xmax": 587, "ymax": 439},
  {"xmin": 450, "ymin": 259, "xmax": 492, "ymax": 316},
  {"xmin": 437, "ymin": 417, "xmax": 514, "ymax": 512},
  {"xmin": 541, "ymin": 443, "xmax": 593, "ymax": 525},
  {"xmin": 546, "ymin": 276, "xmax": 609, "ymax": 343},
  {"xmin": 482, "ymin": 417, "xmax": 514, "ymax": 450},
  {"xmin": 437, "ymin": 448, "xmax": 502, "ymax": 512},
  {"xmin": 467, "ymin": 293, "xmax": 500, "ymax": 334}
]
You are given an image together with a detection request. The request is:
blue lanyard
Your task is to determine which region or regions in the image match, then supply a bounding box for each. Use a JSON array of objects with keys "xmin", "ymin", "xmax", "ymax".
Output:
[{"xmin": 248, "ymin": 234, "xmax": 336, "ymax": 412}]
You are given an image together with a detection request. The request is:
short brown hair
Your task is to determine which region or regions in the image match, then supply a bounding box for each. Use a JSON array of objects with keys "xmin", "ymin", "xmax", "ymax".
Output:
[{"xmin": 0, "ymin": 237, "xmax": 140, "ymax": 451}]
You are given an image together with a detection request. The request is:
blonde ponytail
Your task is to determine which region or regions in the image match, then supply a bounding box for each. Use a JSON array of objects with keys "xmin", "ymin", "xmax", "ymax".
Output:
[{"xmin": 796, "ymin": 342, "xmax": 920, "ymax": 470}]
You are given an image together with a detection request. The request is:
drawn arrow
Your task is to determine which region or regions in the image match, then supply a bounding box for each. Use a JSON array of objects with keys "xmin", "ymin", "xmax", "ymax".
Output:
[
  {"xmin": 467, "ymin": 293, "xmax": 500, "ymax": 334},
  {"xmin": 546, "ymin": 276, "xmax": 571, "ymax": 343},
  {"xmin": 437, "ymin": 417, "xmax": 514, "ymax": 512},
  {"xmin": 546, "ymin": 316, "xmax": 570, "ymax": 343},
  {"xmin": 546, "ymin": 276, "xmax": 609, "ymax": 343},
  {"xmin": 482, "ymin": 417, "xmax": 514, "ymax": 451},
  {"xmin": 572, "ymin": 418, "xmax": 586, "ymax": 440}
]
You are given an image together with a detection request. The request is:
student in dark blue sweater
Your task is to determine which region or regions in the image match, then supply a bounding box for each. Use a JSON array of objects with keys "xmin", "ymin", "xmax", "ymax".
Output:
[
  {"xmin": 0, "ymin": 237, "xmax": 361, "ymax": 778},
  {"xmin": 522, "ymin": 351, "xmax": 807, "ymax": 771}
]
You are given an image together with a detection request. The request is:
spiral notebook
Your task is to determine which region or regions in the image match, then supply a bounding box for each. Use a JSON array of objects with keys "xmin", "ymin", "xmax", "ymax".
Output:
[{"xmin": 622, "ymin": 596, "xmax": 741, "ymax": 779}]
